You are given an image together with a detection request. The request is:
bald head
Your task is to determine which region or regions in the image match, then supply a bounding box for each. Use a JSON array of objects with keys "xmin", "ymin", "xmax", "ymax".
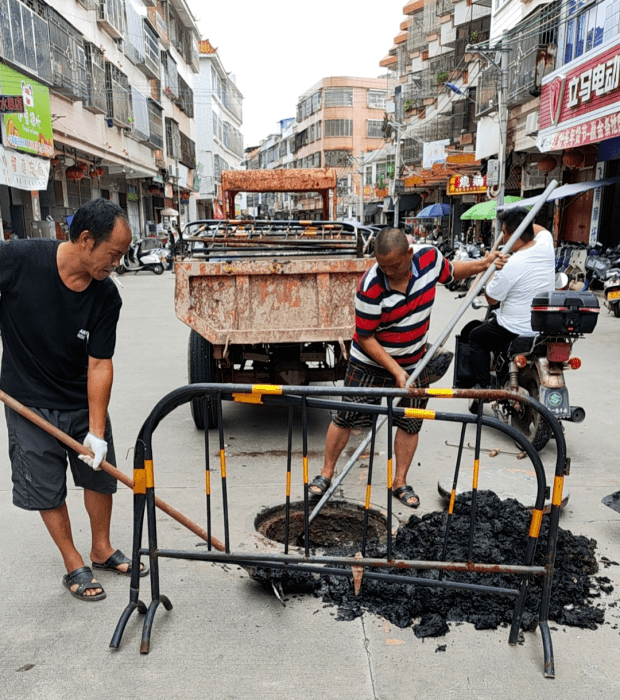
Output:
[{"xmin": 375, "ymin": 228, "xmax": 409, "ymax": 257}]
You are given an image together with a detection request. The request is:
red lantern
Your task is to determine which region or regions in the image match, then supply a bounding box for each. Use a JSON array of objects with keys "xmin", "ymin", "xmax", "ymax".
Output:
[
  {"xmin": 562, "ymin": 150, "xmax": 585, "ymax": 169},
  {"xmin": 89, "ymin": 166, "xmax": 105, "ymax": 178},
  {"xmin": 537, "ymin": 155, "xmax": 557, "ymax": 173},
  {"xmin": 78, "ymin": 162, "xmax": 90, "ymax": 173},
  {"xmin": 65, "ymin": 165, "xmax": 84, "ymax": 180}
]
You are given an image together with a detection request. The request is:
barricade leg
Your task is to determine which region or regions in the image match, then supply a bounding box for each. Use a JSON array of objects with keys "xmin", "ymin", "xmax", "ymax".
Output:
[
  {"xmin": 284, "ymin": 405, "xmax": 294, "ymax": 554},
  {"xmin": 302, "ymin": 396, "xmax": 310, "ymax": 555},
  {"xmin": 204, "ymin": 399, "xmax": 212, "ymax": 551},
  {"xmin": 467, "ymin": 401, "xmax": 484, "ymax": 561},
  {"xmin": 361, "ymin": 415, "xmax": 378, "ymax": 557},
  {"xmin": 216, "ymin": 393, "xmax": 230, "ymax": 553},
  {"xmin": 386, "ymin": 399, "xmax": 394, "ymax": 561},
  {"xmin": 439, "ymin": 422, "xmax": 467, "ymax": 582}
]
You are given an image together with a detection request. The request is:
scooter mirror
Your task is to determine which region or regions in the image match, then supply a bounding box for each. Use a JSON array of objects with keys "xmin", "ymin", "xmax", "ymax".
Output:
[
  {"xmin": 555, "ymin": 272, "xmax": 569, "ymax": 290},
  {"xmin": 472, "ymin": 298, "xmax": 484, "ymax": 310}
]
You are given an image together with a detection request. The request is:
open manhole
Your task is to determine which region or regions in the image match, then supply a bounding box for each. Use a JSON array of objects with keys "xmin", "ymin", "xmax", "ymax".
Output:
[{"xmin": 254, "ymin": 499, "xmax": 390, "ymax": 550}]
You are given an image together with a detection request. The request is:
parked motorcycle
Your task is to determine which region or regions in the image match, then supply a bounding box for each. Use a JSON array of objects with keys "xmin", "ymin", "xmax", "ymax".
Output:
[
  {"xmin": 604, "ymin": 266, "xmax": 620, "ymax": 317},
  {"xmin": 455, "ymin": 290, "xmax": 599, "ymax": 451},
  {"xmin": 116, "ymin": 239, "xmax": 169, "ymax": 275},
  {"xmin": 447, "ymin": 241, "xmax": 485, "ymax": 292}
]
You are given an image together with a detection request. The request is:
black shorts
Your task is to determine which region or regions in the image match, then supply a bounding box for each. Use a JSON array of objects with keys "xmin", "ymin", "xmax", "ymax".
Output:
[
  {"xmin": 332, "ymin": 360, "xmax": 432, "ymax": 435},
  {"xmin": 5, "ymin": 406, "xmax": 118, "ymax": 511}
]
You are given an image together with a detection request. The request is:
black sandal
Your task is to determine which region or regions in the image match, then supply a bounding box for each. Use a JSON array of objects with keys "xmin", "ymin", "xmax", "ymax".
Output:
[
  {"xmin": 308, "ymin": 475, "xmax": 331, "ymax": 497},
  {"xmin": 392, "ymin": 485, "xmax": 420, "ymax": 509},
  {"xmin": 62, "ymin": 566, "xmax": 106, "ymax": 602},
  {"xmin": 92, "ymin": 549, "xmax": 148, "ymax": 577}
]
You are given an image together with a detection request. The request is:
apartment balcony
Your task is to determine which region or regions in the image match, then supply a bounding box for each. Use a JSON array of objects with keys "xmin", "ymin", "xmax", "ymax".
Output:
[{"xmin": 136, "ymin": 19, "xmax": 160, "ymax": 80}]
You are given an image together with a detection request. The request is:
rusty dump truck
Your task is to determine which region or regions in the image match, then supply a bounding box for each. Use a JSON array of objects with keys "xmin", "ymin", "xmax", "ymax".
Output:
[{"xmin": 174, "ymin": 168, "xmax": 374, "ymax": 428}]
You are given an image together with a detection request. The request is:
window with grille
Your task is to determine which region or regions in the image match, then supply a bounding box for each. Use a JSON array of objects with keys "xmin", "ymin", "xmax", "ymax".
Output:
[
  {"xmin": 66, "ymin": 177, "xmax": 92, "ymax": 209},
  {"xmin": 105, "ymin": 62, "xmax": 132, "ymax": 127},
  {"xmin": 365, "ymin": 166, "xmax": 372, "ymax": 185},
  {"xmin": 324, "ymin": 150, "xmax": 351, "ymax": 167},
  {"xmin": 85, "ymin": 43, "xmax": 107, "ymax": 114},
  {"xmin": 324, "ymin": 88, "xmax": 353, "ymax": 107},
  {"xmin": 367, "ymin": 120, "xmax": 383, "ymax": 138},
  {"xmin": 180, "ymin": 132, "xmax": 195, "ymax": 169},
  {"xmin": 165, "ymin": 118, "xmax": 182, "ymax": 160},
  {"xmin": 367, "ymin": 90, "xmax": 387, "ymax": 109},
  {"xmin": 324, "ymin": 119, "xmax": 352, "ymax": 137},
  {"xmin": 162, "ymin": 51, "xmax": 179, "ymax": 99},
  {"xmin": 49, "ymin": 9, "xmax": 87, "ymax": 101},
  {"xmin": 147, "ymin": 99, "xmax": 164, "ymax": 150}
]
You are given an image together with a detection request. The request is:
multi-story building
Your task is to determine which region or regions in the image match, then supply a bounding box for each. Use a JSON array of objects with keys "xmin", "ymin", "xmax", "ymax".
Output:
[
  {"xmin": 381, "ymin": 0, "xmax": 620, "ymax": 246},
  {"xmin": 291, "ymin": 76, "xmax": 394, "ymax": 220},
  {"xmin": 194, "ymin": 39, "xmax": 244, "ymax": 219},
  {"xmin": 0, "ymin": 0, "xmax": 200, "ymax": 240}
]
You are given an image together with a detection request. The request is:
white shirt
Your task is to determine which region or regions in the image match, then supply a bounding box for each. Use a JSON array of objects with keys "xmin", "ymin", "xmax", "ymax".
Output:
[{"xmin": 487, "ymin": 229, "xmax": 555, "ymax": 335}]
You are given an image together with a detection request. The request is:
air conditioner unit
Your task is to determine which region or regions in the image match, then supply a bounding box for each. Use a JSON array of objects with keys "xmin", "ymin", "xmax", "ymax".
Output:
[
  {"xmin": 97, "ymin": 3, "xmax": 124, "ymax": 41},
  {"xmin": 77, "ymin": 0, "xmax": 98, "ymax": 10},
  {"xmin": 168, "ymin": 164, "xmax": 179, "ymax": 179},
  {"xmin": 525, "ymin": 112, "xmax": 539, "ymax": 136}
]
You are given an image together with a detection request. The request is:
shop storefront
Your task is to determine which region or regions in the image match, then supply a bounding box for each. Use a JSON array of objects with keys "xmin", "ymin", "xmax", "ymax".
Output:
[
  {"xmin": 0, "ymin": 63, "xmax": 53, "ymax": 239},
  {"xmin": 538, "ymin": 35, "xmax": 620, "ymax": 246}
]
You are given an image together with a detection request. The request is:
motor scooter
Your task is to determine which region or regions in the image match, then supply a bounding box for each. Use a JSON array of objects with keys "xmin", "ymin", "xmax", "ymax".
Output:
[
  {"xmin": 456, "ymin": 290, "xmax": 599, "ymax": 451},
  {"xmin": 116, "ymin": 239, "xmax": 167, "ymax": 275},
  {"xmin": 604, "ymin": 266, "xmax": 620, "ymax": 317}
]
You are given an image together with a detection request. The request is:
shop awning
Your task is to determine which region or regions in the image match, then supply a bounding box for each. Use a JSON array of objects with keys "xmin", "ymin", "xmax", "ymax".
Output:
[
  {"xmin": 503, "ymin": 174, "xmax": 620, "ymax": 209},
  {"xmin": 398, "ymin": 193, "xmax": 422, "ymax": 213}
]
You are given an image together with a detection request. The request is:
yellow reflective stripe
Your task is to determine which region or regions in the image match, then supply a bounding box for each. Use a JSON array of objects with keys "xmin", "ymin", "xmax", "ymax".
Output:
[
  {"xmin": 387, "ymin": 458, "xmax": 393, "ymax": 489},
  {"xmin": 205, "ymin": 470, "xmax": 211, "ymax": 495},
  {"xmin": 145, "ymin": 459, "xmax": 154, "ymax": 489},
  {"xmin": 232, "ymin": 393, "xmax": 263, "ymax": 404},
  {"xmin": 552, "ymin": 475, "xmax": 564, "ymax": 507},
  {"xmin": 303, "ymin": 456, "xmax": 308, "ymax": 484},
  {"xmin": 472, "ymin": 458, "xmax": 480, "ymax": 490},
  {"xmin": 529, "ymin": 509, "xmax": 543, "ymax": 538},
  {"xmin": 365, "ymin": 484, "xmax": 372, "ymax": 510},
  {"xmin": 220, "ymin": 449, "xmax": 226, "ymax": 478},
  {"xmin": 427, "ymin": 388, "xmax": 454, "ymax": 397},
  {"xmin": 252, "ymin": 384, "xmax": 283, "ymax": 395},
  {"xmin": 133, "ymin": 469, "xmax": 146, "ymax": 495},
  {"xmin": 286, "ymin": 471, "xmax": 291, "ymax": 497},
  {"xmin": 448, "ymin": 489, "xmax": 456, "ymax": 515},
  {"xmin": 403, "ymin": 408, "xmax": 436, "ymax": 420}
]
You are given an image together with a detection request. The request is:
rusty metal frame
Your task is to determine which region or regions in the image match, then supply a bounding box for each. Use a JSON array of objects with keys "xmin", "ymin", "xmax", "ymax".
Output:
[
  {"xmin": 111, "ymin": 383, "xmax": 566, "ymax": 678},
  {"xmin": 221, "ymin": 168, "xmax": 338, "ymax": 220}
]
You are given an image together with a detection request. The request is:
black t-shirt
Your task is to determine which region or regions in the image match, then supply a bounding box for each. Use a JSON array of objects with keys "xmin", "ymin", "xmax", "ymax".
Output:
[{"xmin": 0, "ymin": 239, "xmax": 122, "ymax": 409}]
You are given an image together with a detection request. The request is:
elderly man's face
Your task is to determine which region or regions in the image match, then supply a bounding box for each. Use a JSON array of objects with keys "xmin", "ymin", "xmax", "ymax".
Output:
[{"xmin": 81, "ymin": 218, "xmax": 132, "ymax": 281}]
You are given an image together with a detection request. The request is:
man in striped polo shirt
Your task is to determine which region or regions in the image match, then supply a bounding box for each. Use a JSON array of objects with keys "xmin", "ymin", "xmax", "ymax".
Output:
[{"xmin": 310, "ymin": 228, "xmax": 506, "ymax": 508}]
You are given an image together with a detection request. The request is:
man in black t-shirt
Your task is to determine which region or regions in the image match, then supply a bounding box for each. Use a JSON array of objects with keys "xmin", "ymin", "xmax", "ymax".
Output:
[{"xmin": 0, "ymin": 198, "xmax": 142, "ymax": 602}]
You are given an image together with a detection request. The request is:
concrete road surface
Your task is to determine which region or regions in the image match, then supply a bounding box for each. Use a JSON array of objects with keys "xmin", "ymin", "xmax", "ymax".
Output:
[{"xmin": 0, "ymin": 271, "xmax": 619, "ymax": 700}]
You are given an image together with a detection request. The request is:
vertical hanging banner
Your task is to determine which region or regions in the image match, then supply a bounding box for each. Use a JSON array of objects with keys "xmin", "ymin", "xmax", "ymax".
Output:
[{"xmin": 0, "ymin": 63, "xmax": 54, "ymax": 158}]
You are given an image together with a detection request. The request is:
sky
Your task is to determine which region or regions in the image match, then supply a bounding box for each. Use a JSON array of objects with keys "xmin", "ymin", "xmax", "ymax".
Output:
[{"xmin": 189, "ymin": 0, "xmax": 404, "ymax": 147}]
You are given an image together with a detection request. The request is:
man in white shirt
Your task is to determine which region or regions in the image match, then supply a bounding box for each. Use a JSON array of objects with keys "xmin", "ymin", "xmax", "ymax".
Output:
[{"xmin": 468, "ymin": 207, "xmax": 555, "ymax": 389}]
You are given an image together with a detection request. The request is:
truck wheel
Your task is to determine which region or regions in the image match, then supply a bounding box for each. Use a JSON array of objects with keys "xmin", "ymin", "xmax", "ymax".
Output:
[
  {"xmin": 187, "ymin": 331, "xmax": 218, "ymax": 430},
  {"xmin": 510, "ymin": 368, "xmax": 552, "ymax": 451}
]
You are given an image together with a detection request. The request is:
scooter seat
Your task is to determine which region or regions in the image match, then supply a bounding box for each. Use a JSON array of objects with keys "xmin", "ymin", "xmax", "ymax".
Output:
[{"xmin": 506, "ymin": 334, "xmax": 539, "ymax": 355}]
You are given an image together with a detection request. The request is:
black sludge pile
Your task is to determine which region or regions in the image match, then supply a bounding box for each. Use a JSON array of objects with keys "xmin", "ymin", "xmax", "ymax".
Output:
[{"xmin": 254, "ymin": 491, "xmax": 614, "ymax": 638}]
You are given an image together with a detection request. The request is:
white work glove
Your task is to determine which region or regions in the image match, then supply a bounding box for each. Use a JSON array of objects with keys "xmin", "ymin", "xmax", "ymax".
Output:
[{"xmin": 78, "ymin": 432, "xmax": 108, "ymax": 471}]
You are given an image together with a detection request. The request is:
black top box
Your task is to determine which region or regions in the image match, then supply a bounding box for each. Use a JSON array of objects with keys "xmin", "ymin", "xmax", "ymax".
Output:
[{"xmin": 531, "ymin": 291, "xmax": 600, "ymax": 335}]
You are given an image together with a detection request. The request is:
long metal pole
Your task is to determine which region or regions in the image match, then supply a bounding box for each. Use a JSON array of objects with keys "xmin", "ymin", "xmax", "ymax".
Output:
[
  {"xmin": 309, "ymin": 179, "xmax": 559, "ymax": 523},
  {"xmin": 495, "ymin": 39, "xmax": 509, "ymax": 241},
  {"xmin": 358, "ymin": 150, "xmax": 365, "ymax": 223}
]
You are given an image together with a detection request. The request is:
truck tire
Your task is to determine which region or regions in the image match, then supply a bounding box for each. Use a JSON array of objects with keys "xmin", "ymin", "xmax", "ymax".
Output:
[
  {"xmin": 187, "ymin": 331, "xmax": 218, "ymax": 430},
  {"xmin": 510, "ymin": 367, "xmax": 552, "ymax": 451}
]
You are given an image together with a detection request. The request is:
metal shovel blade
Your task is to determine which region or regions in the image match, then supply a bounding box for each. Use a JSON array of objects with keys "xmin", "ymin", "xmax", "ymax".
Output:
[{"xmin": 601, "ymin": 491, "xmax": 620, "ymax": 513}]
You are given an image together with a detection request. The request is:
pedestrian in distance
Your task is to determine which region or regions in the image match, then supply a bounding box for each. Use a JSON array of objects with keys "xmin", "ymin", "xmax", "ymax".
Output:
[
  {"xmin": 309, "ymin": 227, "xmax": 508, "ymax": 508},
  {"xmin": 0, "ymin": 197, "xmax": 147, "ymax": 602}
]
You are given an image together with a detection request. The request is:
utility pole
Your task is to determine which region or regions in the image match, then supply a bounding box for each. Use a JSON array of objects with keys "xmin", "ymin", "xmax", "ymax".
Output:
[
  {"xmin": 495, "ymin": 38, "xmax": 509, "ymax": 241},
  {"xmin": 393, "ymin": 127, "xmax": 401, "ymax": 228},
  {"xmin": 358, "ymin": 150, "xmax": 364, "ymax": 223}
]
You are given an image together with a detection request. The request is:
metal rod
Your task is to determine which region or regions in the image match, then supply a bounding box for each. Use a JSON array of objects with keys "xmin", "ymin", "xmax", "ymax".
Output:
[
  {"xmin": 216, "ymin": 393, "xmax": 230, "ymax": 553},
  {"xmin": 309, "ymin": 179, "xmax": 559, "ymax": 524},
  {"xmin": 361, "ymin": 415, "xmax": 378, "ymax": 557},
  {"xmin": 284, "ymin": 405, "xmax": 293, "ymax": 555},
  {"xmin": 302, "ymin": 396, "xmax": 310, "ymax": 556},
  {"xmin": 203, "ymin": 398, "xmax": 212, "ymax": 551},
  {"xmin": 439, "ymin": 422, "xmax": 467, "ymax": 581},
  {"xmin": 386, "ymin": 398, "xmax": 394, "ymax": 562},
  {"xmin": 467, "ymin": 399, "xmax": 484, "ymax": 561}
]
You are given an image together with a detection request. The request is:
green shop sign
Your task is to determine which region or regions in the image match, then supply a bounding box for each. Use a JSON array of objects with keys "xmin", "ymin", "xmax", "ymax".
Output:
[{"xmin": 0, "ymin": 64, "xmax": 53, "ymax": 158}]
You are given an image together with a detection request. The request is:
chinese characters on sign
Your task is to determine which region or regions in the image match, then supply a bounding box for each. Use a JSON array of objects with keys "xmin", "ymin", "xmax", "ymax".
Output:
[
  {"xmin": 0, "ymin": 144, "xmax": 50, "ymax": 190},
  {"xmin": 567, "ymin": 55, "xmax": 620, "ymax": 107},
  {"xmin": 539, "ymin": 110, "xmax": 620, "ymax": 151},
  {"xmin": 0, "ymin": 95, "xmax": 24, "ymax": 113},
  {"xmin": 447, "ymin": 174, "xmax": 487, "ymax": 196}
]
